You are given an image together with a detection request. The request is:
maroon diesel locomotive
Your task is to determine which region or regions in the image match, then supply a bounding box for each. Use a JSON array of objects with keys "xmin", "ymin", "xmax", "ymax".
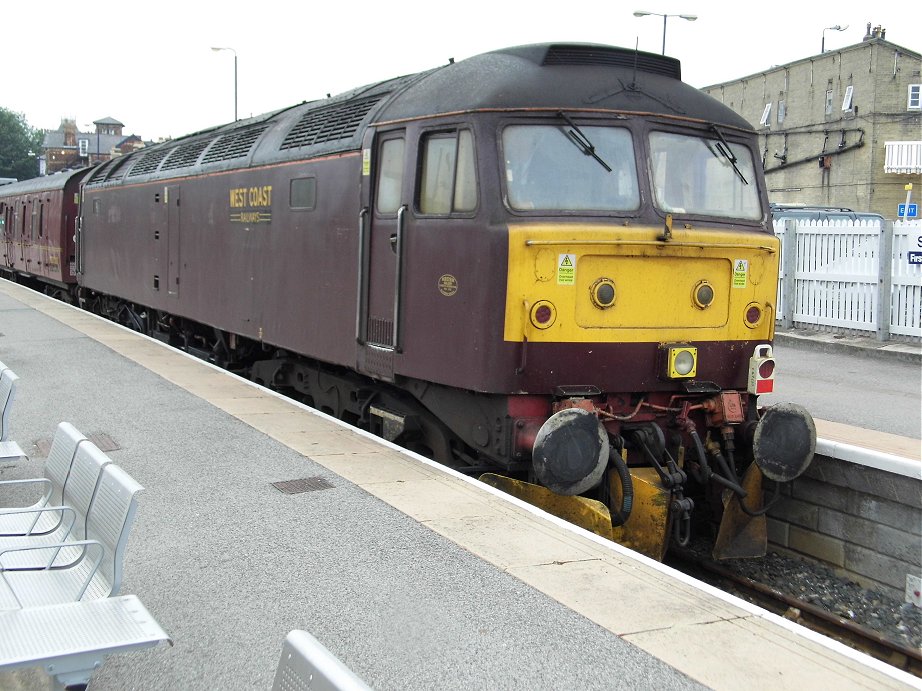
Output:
[{"xmin": 9, "ymin": 44, "xmax": 816, "ymax": 559}]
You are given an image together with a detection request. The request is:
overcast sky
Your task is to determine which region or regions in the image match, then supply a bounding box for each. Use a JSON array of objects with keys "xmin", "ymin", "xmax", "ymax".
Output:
[{"xmin": 2, "ymin": 2, "xmax": 914, "ymax": 142}]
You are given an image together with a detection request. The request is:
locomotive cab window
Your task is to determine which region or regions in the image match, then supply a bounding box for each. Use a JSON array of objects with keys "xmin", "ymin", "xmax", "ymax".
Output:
[
  {"xmin": 289, "ymin": 177, "xmax": 316, "ymax": 210},
  {"xmin": 502, "ymin": 124, "xmax": 639, "ymax": 212},
  {"xmin": 649, "ymin": 131, "xmax": 761, "ymax": 220},
  {"xmin": 375, "ymin": 136, "xmax": 405, "ymax": 214},
  {"xmin": 418, "ymin": 129, "xmax": 477, "ymax": 214}
]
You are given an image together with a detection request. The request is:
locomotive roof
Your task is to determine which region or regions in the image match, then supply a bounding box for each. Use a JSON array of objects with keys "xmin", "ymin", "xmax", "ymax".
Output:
[{"xmin": 84, "ymin": 43, "xmax": 754, "ymax": 188}]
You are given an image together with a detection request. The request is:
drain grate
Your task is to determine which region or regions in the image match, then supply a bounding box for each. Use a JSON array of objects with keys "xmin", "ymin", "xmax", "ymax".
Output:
[
  {"xmin": 271, "ymin": 477, "xmax": 335, "ymax": 494},
  {"xmin": 33, "ymin": 432, "xmax": 121, "ymax": 459},
  {"xmin": 88, "ymin": 433, "xmax": 120, "ymax": 453}
]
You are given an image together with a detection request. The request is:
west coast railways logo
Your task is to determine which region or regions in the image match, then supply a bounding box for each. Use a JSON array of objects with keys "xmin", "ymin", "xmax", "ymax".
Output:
[{"xmin": 229, "ymin": 185, "xmax": 273, "ymax": 224}]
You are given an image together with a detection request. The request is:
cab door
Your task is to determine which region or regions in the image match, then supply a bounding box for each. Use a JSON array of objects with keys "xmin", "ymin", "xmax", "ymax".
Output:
[{"xmin": 356, "ymin": 129, "xmax": 408, "ymax": 382}]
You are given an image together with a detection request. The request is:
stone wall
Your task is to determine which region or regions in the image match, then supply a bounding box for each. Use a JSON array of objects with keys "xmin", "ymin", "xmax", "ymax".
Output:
[{"xmin": 767, "ymin": 453, "xmax": 922, "ymax": 600}]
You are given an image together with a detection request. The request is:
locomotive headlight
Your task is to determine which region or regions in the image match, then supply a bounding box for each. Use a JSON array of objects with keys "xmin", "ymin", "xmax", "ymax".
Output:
[
  {"xmin": 667, "ymin": 346, "xmax": 697, "ymax": 378},
  {"xmin": 590, "ymin": 278, "xmax": 617, "ymax": 309},
  {"xmin": 529, "ymin": 300, "xmax": 557, "ymax": 329},
  {"xmin": 693, "ymin": 280, "xmax": 715, "ymax": 309}
]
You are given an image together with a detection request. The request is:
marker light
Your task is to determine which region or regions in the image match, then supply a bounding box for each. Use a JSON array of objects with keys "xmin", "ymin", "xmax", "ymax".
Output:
[
  {"xmin": 667, "ymin": 346, "xmax": 697, "ymax": 378},
  {"xmin": 748, "ymin": 344, "xmax": 775, "ymax": 394},
  {"xmin": 744, "ymin": 302, "xmax": 764, "ymax": 328},
  {"xmin": 530, "ymin": 300, "xmax": 557, "ymax": 329}
]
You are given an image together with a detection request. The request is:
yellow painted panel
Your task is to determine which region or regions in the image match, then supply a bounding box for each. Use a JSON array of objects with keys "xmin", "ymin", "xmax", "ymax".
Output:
[
  {"xmin": 504, "ymin": 223, "xmax": 779, "ymax": 344},
  {"xmin": 574, "ymin": 255, "xmax": 731, "ymax": 328}
]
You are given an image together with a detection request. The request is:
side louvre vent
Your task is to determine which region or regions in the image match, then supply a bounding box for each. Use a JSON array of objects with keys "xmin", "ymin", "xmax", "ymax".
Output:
[
  {"xmin": 542, "ymin": 44, "xmax": 681, "ymax": 80},
  {"xmin": 280, "ymin": 97, "xmax": 381, "ymax": 150},
  {"xmin": 127, "ymin": 148, "xmax": 172, "ymax": 177},
  {"xmin": 161, "ymin": 139, "xmax": 214, "ymax": 171},
  {"xmin": 201, "ymin": 125, "xmax": 269, "ymax": 164}
]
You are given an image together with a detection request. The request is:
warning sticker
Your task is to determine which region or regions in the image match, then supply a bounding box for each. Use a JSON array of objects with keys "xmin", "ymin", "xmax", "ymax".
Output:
[
  {"xmin": 732, "ymin": 259, "xmax": 749, "ymax": 288},
  {"xmin": 557, "ymin": 254, "xmax": 576, "ymax": 285}
]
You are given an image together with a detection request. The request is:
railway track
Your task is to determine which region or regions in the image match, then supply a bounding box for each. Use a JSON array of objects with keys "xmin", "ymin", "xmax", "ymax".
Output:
[{"xmin": 668, "ymin": 549, "xmax": 922, "ymax": 677}]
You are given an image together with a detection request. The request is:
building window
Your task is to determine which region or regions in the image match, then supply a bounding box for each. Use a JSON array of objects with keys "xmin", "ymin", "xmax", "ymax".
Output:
[
  {"xmin": 909, "ymin": 84, "xmax": 921, "ymax": 110},
  {"xmin": 825, "ymin": 89, "xmax": 834, "ymax": 115},
  {"xmin": 842, "ymin": 85, "xmax": 854, "ymax": 111},
  {"xmin": 759, "ymin": 103, "xmax": 772, "ymax": 127},
  {"xmin": 777, "ymin": 100, "xmax": 786, "ymax": 124},
  {"xmin": 78, "ymin": 139, "xmax": 89, "ymax": 157}
]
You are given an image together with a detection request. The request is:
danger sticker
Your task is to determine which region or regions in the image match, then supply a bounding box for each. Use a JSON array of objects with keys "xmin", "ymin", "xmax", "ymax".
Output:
[
  {"xmin": 732, "ymin": 259, "xmax": 749, "ymax": 288},
  {"xmin": 558, "ymin": 254, "xmax": 576, "ymax": 285}
]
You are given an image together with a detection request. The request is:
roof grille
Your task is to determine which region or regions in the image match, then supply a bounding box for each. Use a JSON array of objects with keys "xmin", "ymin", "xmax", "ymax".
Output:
[
  {"xmin": 87, "ymin": 158, "xmax": 120, "ymax": 184},
  {"xmin": 280, "ymin": 97, "xmax": 380, "ymax": 151},
  {"xmin": 104, "ymin": 154, "xmax": 135, "ymax": 182},
  {"xmin": 161, "ymin": 139, "xmax": 213, "ymax": 171},
  {"xmin": 201, "ymin": 125, "xmax": 268, "ymax": 164},
  {"xmin": 542, "ymin": 45, "xmax": 681, "ymax": 80},
  {"xmin": 126, "ymin": 148, "xmax": 172, "ymax": 177}
]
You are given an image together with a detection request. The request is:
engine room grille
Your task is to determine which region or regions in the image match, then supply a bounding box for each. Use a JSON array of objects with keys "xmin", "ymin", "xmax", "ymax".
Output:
[
  {"xmin": 200, "ymin": 125, "xmax": 269, "ymax": 164},
  {"xmin": 126, "ymin": 148, "xmax": 172, "ymax": 177},
  {"xmin": 160, "ymin": 139, "xmax": 214, "ymax": 171},
  {"xmin": 542, "ymin": 44, "xmax": 681, "ymax": 80},
  {"xmin": 279, "ymin": 97, "xmax": 381, "ymax": 150}
]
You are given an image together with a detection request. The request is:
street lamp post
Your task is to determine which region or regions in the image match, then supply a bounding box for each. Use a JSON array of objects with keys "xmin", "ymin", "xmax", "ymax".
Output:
[
  {"xmin": 633, "ymin": 10, "xmax": 697, "ymax": 55},
  {"xmin": 211, "ymin": 46, "xmax": 238, "ymax": 121},
  {"xmin": 821, "ymin": 25, "xmax": 848, "ymax": 53}
]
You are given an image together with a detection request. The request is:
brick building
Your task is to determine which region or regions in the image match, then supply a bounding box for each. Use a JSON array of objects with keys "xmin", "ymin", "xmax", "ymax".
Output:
[
  {"xmin": 41, "ymin": 117, "xmax": 145, "ymax": 174},
  {"xmin": 701, "ymin": 25, "xmax": 921, "ymax": 220}
]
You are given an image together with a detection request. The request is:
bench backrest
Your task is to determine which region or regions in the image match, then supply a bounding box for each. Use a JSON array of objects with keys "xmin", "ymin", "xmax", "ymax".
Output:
[
  {"xmin": 62, "ymin": 441, "xmax": 112, "ymax": 542},
  {"xmin": 0, "ymin": 368, "xmax": 18, "ymax": 442},
  {"xmin": 272, "ymin": 630, "xmax": 371, "ymax": 691},
  {"xmin": 45, "ymin": 422, "xmax": 88, "ymax": 508},
  {"xmin": 82, "ymin": 463, "xmax": 143, "ymax": 600}
]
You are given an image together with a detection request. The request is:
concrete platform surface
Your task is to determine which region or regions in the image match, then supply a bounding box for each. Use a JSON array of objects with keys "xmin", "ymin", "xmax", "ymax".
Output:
[{"xmin": 0, "ymin": 279, "xmax": 916, "ymax": 691}]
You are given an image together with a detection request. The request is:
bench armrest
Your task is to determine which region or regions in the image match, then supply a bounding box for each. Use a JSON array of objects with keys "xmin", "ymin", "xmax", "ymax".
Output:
[
  {"xmin": 0, "ymin": 504, "xmax": 77, "ymax": 539},
  {"xmin": 0, "ymin": 478, "xmax": 53, "ymax": 510},
  {"xmin": 0, "ymin": 539, "xmax": 104, "ymax": 607}
]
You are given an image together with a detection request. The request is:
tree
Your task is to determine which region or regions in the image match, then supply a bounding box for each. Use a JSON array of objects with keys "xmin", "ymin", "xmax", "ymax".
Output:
[{"xmin": 0, "ymin": 107, "xmax": 43, "ymax": 181}]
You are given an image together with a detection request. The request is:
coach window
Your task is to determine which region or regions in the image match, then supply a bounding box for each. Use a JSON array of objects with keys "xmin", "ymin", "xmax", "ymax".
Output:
[
  {"xmin": 290, "ymin": 177, "xmax": 316, "ymax": 210},
  {"xmin": 376, "ymin": 137, "xmax": 405, "ymax": 214},
  {"xmin": 38, "ymin": 201, "xmax": 44, "ymax": 238},
  {"xmin": 419, "ymin": 129, "xmax": 477, "ymax": 214}
]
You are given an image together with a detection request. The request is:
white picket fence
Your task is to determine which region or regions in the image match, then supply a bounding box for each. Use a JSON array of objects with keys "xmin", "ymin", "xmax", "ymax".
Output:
[{"xmin": 774, "ymin": 218, "xmax": 922, "ymax": 341}]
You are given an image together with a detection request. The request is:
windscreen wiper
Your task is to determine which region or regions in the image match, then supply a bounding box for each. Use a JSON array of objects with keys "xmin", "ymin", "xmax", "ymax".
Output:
[
  {"xmin": 709, "ymin": 124, "xmax": 748, "ymax": 185},
  {"xmin": 558, "ymin": 111, "xmax": 612, "ymax": 172}
]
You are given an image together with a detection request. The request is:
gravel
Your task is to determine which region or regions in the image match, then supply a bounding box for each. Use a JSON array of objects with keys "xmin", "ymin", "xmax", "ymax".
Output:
[{"xmin": 681, "ymin": 543, "xmax": 922, "ymax": 651}]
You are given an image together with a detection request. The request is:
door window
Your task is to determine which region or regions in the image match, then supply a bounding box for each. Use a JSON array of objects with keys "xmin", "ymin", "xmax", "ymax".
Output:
[{"xmin": 375, "ymin": 137, "xmax": 405, "ymax": 214}]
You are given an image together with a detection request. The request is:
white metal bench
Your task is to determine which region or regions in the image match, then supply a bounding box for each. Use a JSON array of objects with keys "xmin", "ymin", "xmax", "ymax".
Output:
[
  {"xmin": 0, "ymin": 594, "xmax": 172, "ymax": 690},
  {"xmin": 0, "ymin": 367, "xmax": 25, "ymax": 461},
  {"xmin": 1, "ymin": 422, "xmax": 87, "ymax": 537},
  {"xmin": 0, "ymin": 438, "xmax": 111, "ymax": 570},
  {"xmin": 272, "ymin": 630, "xmax": 371, "ymax": 691},
  {"xmin": 0, "ymin": 462, "xmax": 143, "ymax": 609}
]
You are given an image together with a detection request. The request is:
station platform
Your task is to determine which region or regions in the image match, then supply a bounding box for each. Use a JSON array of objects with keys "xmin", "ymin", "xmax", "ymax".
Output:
[{"xmin": 0, "ymin": 278, "xmax": 917, "ymax": 691}]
